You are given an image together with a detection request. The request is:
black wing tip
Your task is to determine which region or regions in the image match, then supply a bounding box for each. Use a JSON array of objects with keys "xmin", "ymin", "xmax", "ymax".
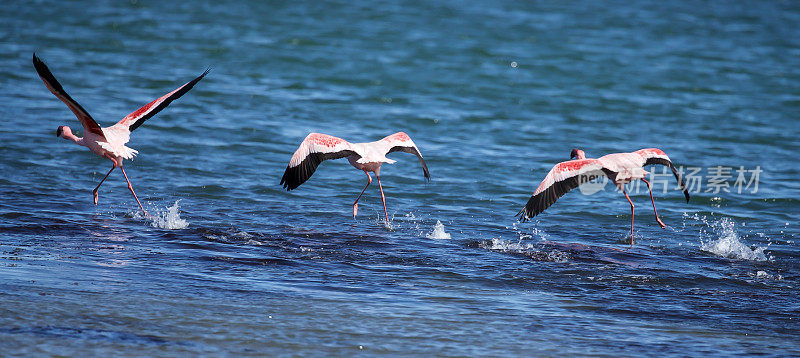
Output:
[
  {"xmin": 32, "ymin": 52, "xmax": 48, "ymax": 70},
  {"xmin": 280, "ymin": 165, "xmax": 305, "ymax": 191},
  {"xmin": 516, "ymin": 207, "xmax": 535, "ymax": 222},
  {"xmin": 645, "ymin": 157, "xmax": 692, "ymax": 203},
  {"xmin": 189, "ymin": 68, "xmax": 210, "ymax": 84}
]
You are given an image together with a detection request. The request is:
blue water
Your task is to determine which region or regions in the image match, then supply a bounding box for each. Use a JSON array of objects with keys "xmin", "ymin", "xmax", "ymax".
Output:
[{"xmin": 2, "ymin": 0, "xmax": 799, "ymax": 356}]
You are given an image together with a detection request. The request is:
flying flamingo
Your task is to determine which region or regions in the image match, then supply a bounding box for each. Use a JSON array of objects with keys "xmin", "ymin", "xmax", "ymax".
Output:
[
  {"xmin": 281, "ymin": 132, "xmax": 430, "ymax": 224},
  {"xmin": 33, "ymin": 53, "xmax": 208, "ymax": 216},
  {"xmin": 517, "ymin": 148, "xmax": 690, "ymax": 246}
]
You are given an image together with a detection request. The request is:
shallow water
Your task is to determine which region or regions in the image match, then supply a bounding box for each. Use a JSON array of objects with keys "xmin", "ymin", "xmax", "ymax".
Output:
[{"xmin": 1, "ymin": 0, "xmax": 799, "ymax": 356}]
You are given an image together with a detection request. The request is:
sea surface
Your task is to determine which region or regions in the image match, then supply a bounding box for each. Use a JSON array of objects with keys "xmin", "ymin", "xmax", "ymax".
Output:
[{"xmin": 1, "ymin": 0, "xmax": 799, "ymax": 356}]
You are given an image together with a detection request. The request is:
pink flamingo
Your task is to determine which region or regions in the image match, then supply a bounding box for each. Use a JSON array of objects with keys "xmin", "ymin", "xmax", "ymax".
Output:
[
  {"xmin": 517, "ymin": 148, "xmax": 690, "ymax": 246},
  {"xmin": 281, "ymin": 132, "xmax": 430, "ymax": 224},
  {"xmin": 33, "ymin": 53, "xmax": 208, "ymax": 216}
]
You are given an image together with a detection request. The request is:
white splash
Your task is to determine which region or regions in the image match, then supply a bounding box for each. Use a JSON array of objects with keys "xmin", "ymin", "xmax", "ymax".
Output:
[
  {"xmin": 509, "ymin": 222, "xmax": 550, "ymax": 241},
  {"xmin": 381, "ymin": 220, "xmax": 395, "ymax": 231},
  {"xmin": 699, "ymin": 217, "xmax": 769, "ymax": 261},
  {"xmin": 425, "ymin": 220, "xmax": 451, "ymax": 240},
  {"xmin": 482, "ymin": 238, "xmax": 569, "ymax": 262},
  {"xmin": 752, "ymin": 270, "xmax": 783, "ymax": 280},
  {"xmin": 484, "ymin": 238, "xmax": 535, "ymax": 251},
  {"xmin": 150, "ymin": 200, "xmax": 189, "ymax": 230}
]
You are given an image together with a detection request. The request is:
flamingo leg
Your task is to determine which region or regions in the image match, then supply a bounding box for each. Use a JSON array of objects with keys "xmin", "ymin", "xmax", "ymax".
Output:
[
  {"xmin": 642, "ymin": 178, "xmax": 666, "ymax": 229},
  {"xmin": 119, "ymin": 166, "xmax": 147, "ymax": 216},
  {"xmin": 376, "ymin": 174, "xmax": 390, "ymax": 224},
  {"xmin": 353, "ymin": 171, "xmax": 372, "ymax": 217},
  {"xmin": 622, "ymin": 187, "xmax": 635, "ymax": 247},
  {"xmin": 92, "ymin": 163, "xmax": 117, "ymax": 205}
]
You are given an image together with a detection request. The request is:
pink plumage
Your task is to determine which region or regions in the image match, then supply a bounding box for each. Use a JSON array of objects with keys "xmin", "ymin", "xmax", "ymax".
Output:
[
  {"xmin": 281, "ymin": 132, "xmax": 430, "ymax": 224},
  {"xmin": 518, "ymin": 148, "xmax": 690, "ymax": 246},
  {"xmin": 34, "ymin": 53, "xmax": 207, "ymax": 216}
]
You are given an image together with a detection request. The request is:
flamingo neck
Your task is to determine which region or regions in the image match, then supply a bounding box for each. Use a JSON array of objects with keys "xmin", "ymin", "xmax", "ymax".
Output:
[{"xmin": 60, "ymin": 132, "xmax": 84, "ymax": 146}]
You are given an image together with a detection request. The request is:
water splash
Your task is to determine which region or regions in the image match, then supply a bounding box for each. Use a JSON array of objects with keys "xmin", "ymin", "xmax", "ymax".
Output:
[
  {"xmin": 381, "ymin": 219, "xmax": 395, "ymax": 231},
  {"xmin": 150, "ymin": 200, "xmax": 189, "ymax": 230},
  {"xmin": 752, "ymin": 270, "xmax": 782, "ymax": 280},
  {"xmin": 425, "ymin": 220, "xmax": 451, "ymax": 240},
  {"xmin": 484, "ymin": 238, "xmax": 535, "ymax": 252},
  {"xmin": 509, "ymin": 222, "xmax": 550, "ymax": 242},
  {"xmin": 698, "ymin": 216, "xmax": 770, "ymax": 261},
  {"xmin": 481, "ymin": 238, "xmax": 570, "ymax": 262}
]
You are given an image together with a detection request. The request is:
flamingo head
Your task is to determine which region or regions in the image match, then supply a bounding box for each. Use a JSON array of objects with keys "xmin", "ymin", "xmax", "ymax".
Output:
[
  {"xmin": 56, "ymin": 125, "xmax": 71, "ymax": 138},
  {"xmin": 570, "ymin": 148, "xmax": 586, "ymax": 160}
]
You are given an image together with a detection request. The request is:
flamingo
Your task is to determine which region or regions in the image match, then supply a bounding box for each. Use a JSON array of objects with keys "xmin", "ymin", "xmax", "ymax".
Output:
[
  {"xmin": 517, "ymin": 148, "xmax": 690, "ymax": 246},
  {"xmin": 33, "ymin": 53, "xmax": 208, "ymax": 216},
  {"xmin": 281, "ymin": 132, "xmax": 430, "ymax": 224}
]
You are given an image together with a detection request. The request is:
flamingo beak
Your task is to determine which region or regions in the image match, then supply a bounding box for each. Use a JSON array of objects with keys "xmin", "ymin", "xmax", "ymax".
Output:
[
  {"xmin": 570, "ymin": 149, "xmax": 578, "ymax": 159},
  {"xmin": 56, "ymin": 126, "xmax": 64, "ymax": 137}
]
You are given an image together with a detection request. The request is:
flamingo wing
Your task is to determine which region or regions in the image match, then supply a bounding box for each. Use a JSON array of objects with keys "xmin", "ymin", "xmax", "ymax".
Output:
[
  {"xmin": 635, "ymin": 148, "xmax": 690, "ymax": 203},
  {"xmin": 117, "ymin": 69, "xmax": 209, "ymax": 132},
  {"xmin": 517, "ymin": 159, "xmax": 609, "ymax": 221},
  {"xmin": 379, "ymin": 132, "xmax": 430, "ymax": 181},
  {"xmin": 280, "ymin": 133, "xmax": 359, "ymax": 190},
  {"xmin": 32, "ymin": 53, "xmax": 105, "ymax": 138}
]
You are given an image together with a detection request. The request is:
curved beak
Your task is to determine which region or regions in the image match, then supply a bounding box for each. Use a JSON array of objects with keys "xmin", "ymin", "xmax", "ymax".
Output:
[{"xmin": 56, "ymin": 126, "xmax": 64, "ymax": 137}]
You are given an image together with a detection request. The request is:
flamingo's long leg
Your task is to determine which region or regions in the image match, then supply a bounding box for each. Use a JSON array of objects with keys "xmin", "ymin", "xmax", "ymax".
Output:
[
  {"xmin": 92, "ymin": 163, "xmax": 117, "ymax": 205},
  {"xmin": 353, "ymin": 171, "xmax": 372, "ymax": 217},
  {"xmin": 622, "ymin": 187, "xmax": 635, "ymax": 248},
  {"xmin": 119, "ymin": 166, "xmax": 147, "ymax": 216},
  {"xmin": 642, "ymin": 178, "xmax": 666, "ymax": 229},
  {"xmin": 376, "ymin": 175, "xmax": 390, "ymax": 224}
]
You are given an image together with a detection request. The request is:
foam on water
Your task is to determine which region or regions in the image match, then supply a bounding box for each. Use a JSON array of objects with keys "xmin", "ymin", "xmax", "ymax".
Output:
[
  {"xmin": 751, "ymin": 270, "xmax": 783, "ymax": 280},
  {"xmin": 484, "ymin": 238, "xmax": 536, "ymax": 252},
  {"xmin": 481, "ymin": 238, "xmax": 570, "ymax": 262},
  {"xmin": 697, "ymin": 216, "xmax": 770, "ymax": 261},
  {"xmin": 150, "ymin": 200, "xmax": 189, "ymax": 230},
  {"xmin": 425, "ymin": 220, "xmax": 451, "ymax": 240},
  {"xmin": 507, "ymin": 222, "xmax": 552, "ymax": 243}
]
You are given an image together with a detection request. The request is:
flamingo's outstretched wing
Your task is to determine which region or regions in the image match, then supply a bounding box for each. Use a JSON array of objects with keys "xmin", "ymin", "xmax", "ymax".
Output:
[
  {"xmin": 32, "ymin": 53, "xmax": 105, "ymax": 138},
  {"xmin": 517, "ymin": 159, "xmax": 609, "ymax": 221},
  {"xmin": 281, "ymin": 133, "xmax": 358, "ymax": 190},
  {"xmin": 117, "ymin": 69, "xmax": 209, "ymax": 132},
  {"xmin": 635, "ymin": 148, "xmax": 690, "ymax": 203},
  {"xmin": 378, "ymin": 132, "xmax": 430, "ymax": 181}
]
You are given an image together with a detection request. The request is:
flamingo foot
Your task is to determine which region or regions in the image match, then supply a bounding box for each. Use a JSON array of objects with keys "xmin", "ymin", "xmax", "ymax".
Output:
[
  {"xmin": 93, "ymin": 190, "xmax": 99, "ymax": 205},
  {"xmin": 657, "ymin": 219, "xmax": 666, "ymax": 229},
  {"xmin": 353, "ymin": 203, "xmax": 359, "ymax": 217}
]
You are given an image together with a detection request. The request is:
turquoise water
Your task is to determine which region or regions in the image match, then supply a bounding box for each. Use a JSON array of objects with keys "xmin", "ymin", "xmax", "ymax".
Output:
[{"xmin": 2, "ymin": 0, "xmax": 799, "ymax": 356}]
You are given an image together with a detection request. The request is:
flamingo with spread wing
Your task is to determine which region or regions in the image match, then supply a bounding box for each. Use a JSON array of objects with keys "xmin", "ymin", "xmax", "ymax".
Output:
[
  {"xmin": 33, "ymin": 53, "xmax": 208, "ymax": 216},
  {"xmin": 281, "ymin": 132, "xmax": 430, "ymax": 224},
  {"xmin": 518, "ymin": 148, "xmax": 690, "ymax": 246}
]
